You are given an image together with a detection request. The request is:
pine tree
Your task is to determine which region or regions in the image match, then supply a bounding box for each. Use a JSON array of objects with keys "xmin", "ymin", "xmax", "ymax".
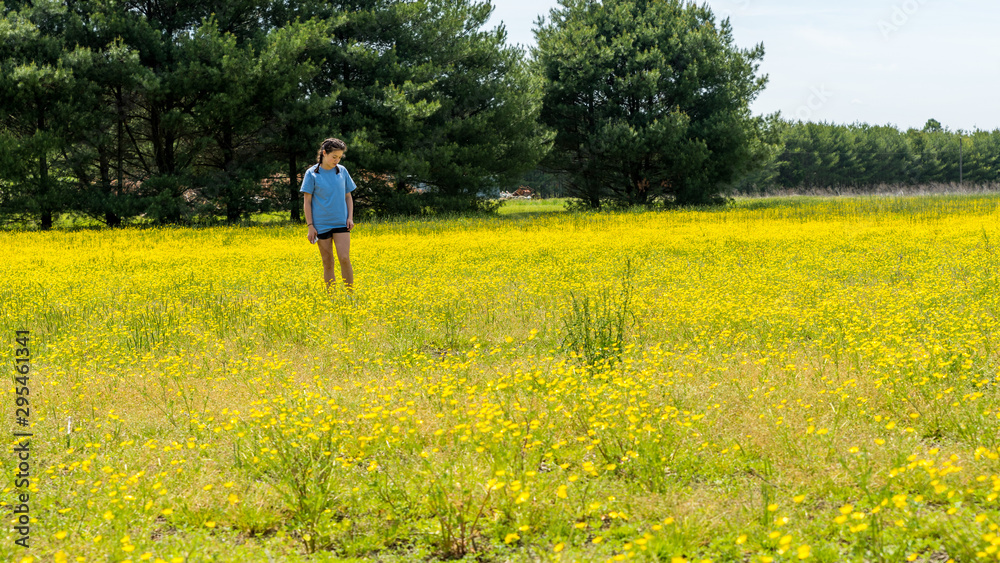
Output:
[
  {"xmin": 328, "ymin": 0, "xmax": 551, "ymax": 214},
  {"xmin": 0, "ymin": 1, "xmax": 79, "ymax": 228},
  {"xmin": 535, "ymin": 0, "xmax": 776, "ymax": 207}
]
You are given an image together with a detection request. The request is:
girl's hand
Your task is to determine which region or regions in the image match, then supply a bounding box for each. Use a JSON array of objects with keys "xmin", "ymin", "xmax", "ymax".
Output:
[
  {"xmin": 307, "ymin": 225, "xmax": 317, "ymax": 244},
  {"xmin": 346, "ymin": 217, "xmax": 355, "ymax": 231}
]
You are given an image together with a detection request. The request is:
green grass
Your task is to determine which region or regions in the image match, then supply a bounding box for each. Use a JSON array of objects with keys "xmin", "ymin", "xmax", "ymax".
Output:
[{"xmin": 497, "ymin": 198, "xmax": 570, "ymax": 215}]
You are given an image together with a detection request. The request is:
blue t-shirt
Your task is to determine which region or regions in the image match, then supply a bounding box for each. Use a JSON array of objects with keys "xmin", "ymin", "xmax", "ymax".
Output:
[{"xmin": 300, "ymin": 164, "xmax": 356, "ymax": 231}]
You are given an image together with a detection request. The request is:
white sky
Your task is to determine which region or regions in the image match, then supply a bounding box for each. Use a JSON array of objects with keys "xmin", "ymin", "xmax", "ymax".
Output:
[{"xmin": 487, "ymin": 0, "xmax": 1000, "ymax": 132}]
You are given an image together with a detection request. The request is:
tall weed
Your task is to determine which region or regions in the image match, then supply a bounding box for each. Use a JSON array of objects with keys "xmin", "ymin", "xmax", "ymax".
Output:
[{"xmin": 561, "ymin": 259, "xmax": 637, "ymax": 366}]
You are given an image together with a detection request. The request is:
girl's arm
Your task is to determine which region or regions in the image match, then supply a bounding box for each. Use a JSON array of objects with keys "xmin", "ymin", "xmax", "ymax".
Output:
[
  {"xmin": 346, "ymin": 192, "xmax": 354, "ymax": 231},
  {"xmin": 304, "ymin": 193, "xmax": 317, "ymax": 243}
]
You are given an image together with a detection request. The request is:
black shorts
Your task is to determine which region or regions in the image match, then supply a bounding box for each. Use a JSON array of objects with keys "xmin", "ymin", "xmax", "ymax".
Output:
[{"xmin": 316, "ymin": 227, "xmax": 350, "ymax": 239}]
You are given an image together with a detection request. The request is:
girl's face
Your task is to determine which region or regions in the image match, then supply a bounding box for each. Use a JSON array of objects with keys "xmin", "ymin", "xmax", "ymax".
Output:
[{"xmin": 323, "ymin": 150, "xmax": 344, "ymax": 167}]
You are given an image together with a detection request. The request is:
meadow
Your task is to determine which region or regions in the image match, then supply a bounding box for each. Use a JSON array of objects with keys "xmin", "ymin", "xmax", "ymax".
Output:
[{"xmin": 2, "ymin": 195, "xmax": 1000, "ymax": 563}]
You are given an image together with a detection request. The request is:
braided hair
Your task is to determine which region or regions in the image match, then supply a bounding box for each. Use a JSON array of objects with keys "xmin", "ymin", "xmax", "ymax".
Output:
[{"xmin": 313, "ymin": 138, "xmax": 346, "ymax": 175}]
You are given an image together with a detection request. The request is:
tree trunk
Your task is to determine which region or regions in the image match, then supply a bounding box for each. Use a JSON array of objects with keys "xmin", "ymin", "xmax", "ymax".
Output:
[
  {"xmin": 222, "ymin": 125, "xmax": 241, "ymax": 223},
  {"xmin": 151, "ymin": 106, "xmax": 164, "ymax": 173},
  {"xmin": 99, "ymin": 148, "xmax": 121, "ymax": 227},
  {"xmin": 116, "ymin": 84, "xmax": 124, "ymax": 201},
  {"xmin": 289, "ymin": 151, "xmax": 299, "ymax": 222},
  {"xmin": 38, "ymin": 104, "xmax": 53, "ymax": 230}
]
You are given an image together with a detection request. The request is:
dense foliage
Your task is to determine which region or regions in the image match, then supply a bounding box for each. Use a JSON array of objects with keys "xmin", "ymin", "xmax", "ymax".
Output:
[
  {"xmin": 534, "ymin": 0, "xmax": 777, "ymax": 207},
  {"xmin": 523, "ymin": 118, "xmax": 1000, "ymax": 199},
  {"xmin": 0, "ymin": 0, "xmax": 549, "ymax": 227},
  {"xmin": 736, "ymin": 119, "xmax": 1000, "ymax": 193}
]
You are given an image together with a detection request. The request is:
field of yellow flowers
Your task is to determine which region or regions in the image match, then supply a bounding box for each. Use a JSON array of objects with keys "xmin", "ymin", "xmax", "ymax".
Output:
[{"xmin": 2, "ymin": 195, "xmax": 1000, "ymax": 563}]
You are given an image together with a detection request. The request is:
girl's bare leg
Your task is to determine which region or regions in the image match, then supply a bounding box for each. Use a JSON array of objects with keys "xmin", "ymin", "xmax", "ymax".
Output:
[
  {"xmin": 317, "ymin": 237, "xmax": 337, "ymax": 290},
  {"xmin": 332, "ymin": 232, "xmax": 353, "ymax": 289}
]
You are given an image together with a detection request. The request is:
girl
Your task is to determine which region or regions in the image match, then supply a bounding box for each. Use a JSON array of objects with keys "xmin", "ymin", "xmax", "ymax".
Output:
[{"xmin": 301, "ymin": 138, "xmax": 357, "ymax": 289}]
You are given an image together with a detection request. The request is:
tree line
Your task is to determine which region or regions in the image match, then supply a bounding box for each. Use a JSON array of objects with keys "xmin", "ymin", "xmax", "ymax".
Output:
[
  {"xmin": 3, "ymin": 0, "xmax": 997, "ymax": 229},
  {"xmin": 735, "ymin": 119, "xmax": 1000, "ymax": 193}
]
